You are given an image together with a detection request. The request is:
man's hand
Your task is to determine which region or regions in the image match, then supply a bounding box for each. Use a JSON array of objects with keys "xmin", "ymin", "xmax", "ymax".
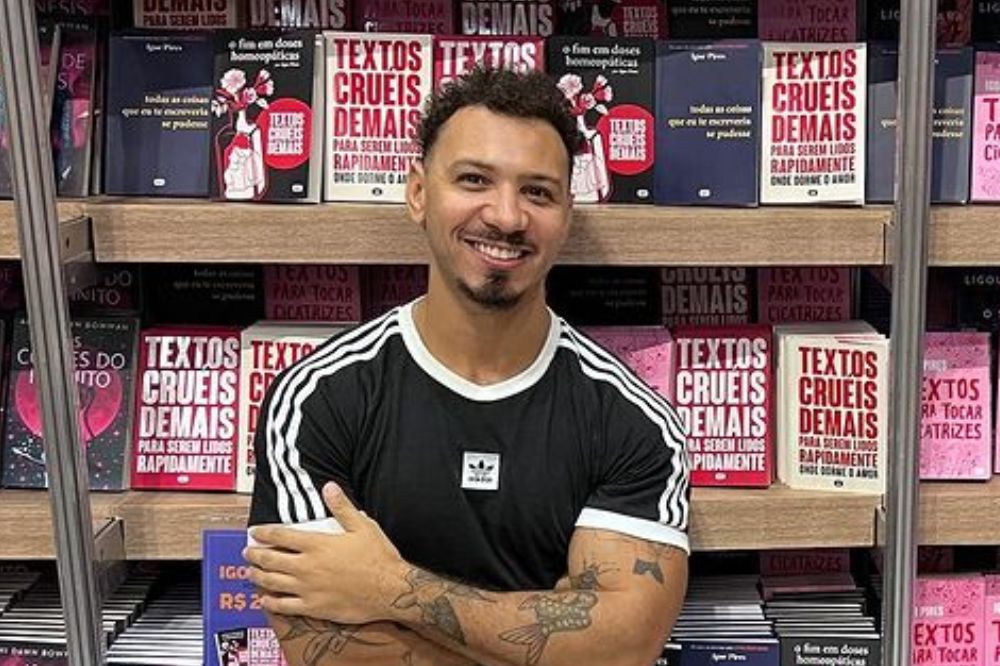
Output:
[{"xmin": 245, "ymin": 483, "xmax": 409, "ymax": 625}]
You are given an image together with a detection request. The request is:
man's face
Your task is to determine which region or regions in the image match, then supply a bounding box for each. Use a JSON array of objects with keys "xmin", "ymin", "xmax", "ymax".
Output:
[{"xmin": 407, "ymin": 105, "xmax": 573, "ymax": 311}]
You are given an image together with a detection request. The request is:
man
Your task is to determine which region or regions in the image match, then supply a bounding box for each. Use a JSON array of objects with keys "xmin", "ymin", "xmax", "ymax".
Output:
[{"xmin": 245, "ymin": 67, "xmax": 690, "ymax": 666}]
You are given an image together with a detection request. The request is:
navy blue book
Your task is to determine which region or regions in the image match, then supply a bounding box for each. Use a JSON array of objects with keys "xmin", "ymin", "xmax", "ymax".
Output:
[
  {"xmin": 666, "ymin": 0, "xmax": 756, "ymax": 38},
  {"xmin": 679, "ymin": 640, "xmax": 779, "ymax": 666},
  {"xmin": 654, "ymin": 40, "xmax": 760, "ymax": 206},
  {"xmin": 104, "ymin": 31, "xmax": 211, "ymax": 196},
  {"xmin": 867, "ymin": 45, "xmax": 974, "ymax": 203}
]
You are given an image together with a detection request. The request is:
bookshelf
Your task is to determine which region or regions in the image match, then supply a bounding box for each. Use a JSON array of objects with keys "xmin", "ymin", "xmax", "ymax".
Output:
[
  {"xmin": 918, "ymin": 478, "xmax": 1000, "ymax": 546},
  {"xmin": 926, "ymin": 206, "xmax": 1000, "ymax": 266}
]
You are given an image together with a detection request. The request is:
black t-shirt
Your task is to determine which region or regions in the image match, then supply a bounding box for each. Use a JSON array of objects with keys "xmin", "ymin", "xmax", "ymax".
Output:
[{"xmin": 249, "ymin": 301, "xmax": 690, "ymax": 592}]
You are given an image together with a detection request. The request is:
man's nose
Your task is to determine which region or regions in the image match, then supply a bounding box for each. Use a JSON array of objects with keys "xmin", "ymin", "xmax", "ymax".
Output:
[{"xmin": 482, "ymin": 185, "xmax": 528, "ymax": 232}]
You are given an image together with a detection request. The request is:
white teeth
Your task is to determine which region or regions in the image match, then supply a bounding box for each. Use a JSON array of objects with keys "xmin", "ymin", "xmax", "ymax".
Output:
[{"xmin": 473, "ymin": 242, "xmax": 521, "ymax": 261}]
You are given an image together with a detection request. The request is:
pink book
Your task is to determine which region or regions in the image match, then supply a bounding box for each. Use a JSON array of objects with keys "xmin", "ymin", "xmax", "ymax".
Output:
[
  {"xmin": 661, "ymin": 267, "xmax": 751, "ymax": 327},
  {"xmin": 354, "ymin": 0, "xmax": 453, "ymax": 33},
  {"xmin": 363, "ymin": 265, "xmax": 428, "ymax": 319},
  {"xmin": 758, "ymin": 267, "xmax": 852, "ymax": 324},
  {"xmin": 921, "ymin": 332, "xmax": 991, "ymax": 480},
  {"xmin": 913, "ymin": 575, "xmax": 985, "ymax": 666},
  {"xmin": 131, "ymin": 327, "xmax": 241, "ymax": 491},
  {"xmin": 582, "ymin": 326, "xmax": 674, "ymax": 402},
  {"xmin": 434, "ymin": 35, "xmax": 544, "ymax": 89},
  {"xmin": 971, "ymin": 51, "xmax": 1000, "ymax": 202},
  {"xmin": 759, "ymin": 548, "xmax": 850, "ymax": 577},
  {"xmin": 758, "ymin": 0, "xmax": 858, "ymax": 42},
  {"xmin": 672, "ymin": 324, "xmax": 773, "ymax": 487},
  {"xmin": 263, "ymin": 265, "xmax": 361, "ymax": 323},
  {"xmin": 987, "ymin": 575, "xmax": 1000, "ymax": 666}
]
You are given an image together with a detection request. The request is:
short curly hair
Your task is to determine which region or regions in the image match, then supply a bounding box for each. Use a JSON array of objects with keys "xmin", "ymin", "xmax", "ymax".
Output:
[{"xmin": 416, "ymin": 67, "xmax": 583, "ymax": 177}]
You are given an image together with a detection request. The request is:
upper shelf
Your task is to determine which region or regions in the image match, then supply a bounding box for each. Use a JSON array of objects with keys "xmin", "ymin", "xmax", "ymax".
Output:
[{"xmin": 926, "ymin": 206, "xmax": 1000, "ymax": 266}]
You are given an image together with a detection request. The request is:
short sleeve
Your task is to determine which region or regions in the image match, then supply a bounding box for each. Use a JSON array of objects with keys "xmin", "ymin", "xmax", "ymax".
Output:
[
  {"xmin": 248, "ymin": 365, "xmax": 355, "ymax": 528},
  {"xmin": 576, "ymin": 395, "xmax": 691, "ymax": 554}
]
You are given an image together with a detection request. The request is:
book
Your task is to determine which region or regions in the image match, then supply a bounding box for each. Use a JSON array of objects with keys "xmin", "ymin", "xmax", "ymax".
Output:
[
  {"xmin": 457, "ymin": 0, "xmax": 555, "ymax": 36},
  {"xmin": 774, "ymin": 322, "xmax": 888, "ymax": 494},
  {"xmin": 362, "ymin": 265, "xmax": 428, "ymax": 318},
  {"xmin": 143, "ymin": 265, "xmax": 264, "ymax": 327},
  {"xmin": 433, "ymin": 35, "xmax": 544, "ymax": 89},
  {"xmin": 210, "ymin": 30, "xmax": 324, "ymax": 202},
  {"xmin": 69, "ymin": 264, "xmax": 141, "ymax": 315},
  {"xmin": 976, "ymin": 1, "xmax": 1000, "ymax": 40},
  {"xmin": 556, "ymin": 0, "xmax": 666, "ymax": 38},
  {"xmin": 954, "ymin": 269, "xmax": 1000, "ymax": 331},
  {"xmin": 582, "ymin": 326, "xmax": 675, "ymax": 401},
  {"xmin": 676, "ymin": 640, "xmax": 779, "ymax": 666},
  {"xmin": 654, "ymin": 40, "xmax": 760, "ymax": 206},
  {"xmin": 665, "ymin": 0, "xmax": 756, "ymax": 39},
  {"xmin": 0, "ymin": 65, "xmax": 10, "ymax": 200},
  {"xmin": 971, "ymin": 50, "xmax": 1000, "ymax": 202},
  {"xmin": 247, "ymin": 0, "xmax": 348, "ymax": 28},
  {"xmin": 104, "ymin": 32, "xmax": 212, "ymax": 197},
  {"xmin": 912, "ymin": 575, "xmax": 985, "ymax": 666},
  {"xmin": 920, "ymin": 332, "xmax": 991, "ymax": 480},
  {"xmin": 354, "ymin": 0, "xmax": 454, "ymax": 33},
  {"xmin": 131, "ymin": 327, "xmax": 241, "ymax": 491},
  {"xmin": 779, "ymin": 635, "xmax": 879, "ymax": 666},
  {"xmin": 36, "ymin": 0, "xmax": 110, "ymax": 17},
  {"xmin": 673, "ymin": 325, "xmax": 772, "ymax": 487},
  {"xmin": 236, "ymin": 323, "xmax": 340, "ymax": 493},
  {"xmin": 760, "ymin": 549, "xmax": 851, "ymax": 577},
  {"xmin": 919, "ymin": 546, "xmax": 955, "ymax": 574},
  {"xmin": 661, "ymin": 267, "xmax": 752, "ymax": 327},
  {"xmin": 758, "ymin": 0, "xmax": 859, "ymax": 42},
  {"xmin": 203, "ymin": 530, "xmax": 286, "ymax": 666},
  {"xmin": 757, "ymin": 267, "xmax": 852, "ymax": 324},
  {"xmin": 51, "ymin": 21, "xmax": 98, "ymax": 198},
  {"xmin": 133, "ymin": 0, "xmax": 239, "ymax": 28},
  {"xmin": 0, "ymin": 262, "xmax": 24, "ymax": 312},
  {"xmin": 263, "ymin": 265, "xmax": 361, "ymax": 322},
  {"xmin": 761, "ymin": 42, "xmax": 866, "ymax": 205},
  {"xmin": 548, "ymin": 266, "xmax": 661, "ymax": 326},
  {"xmin": 2, "ymin": 316, "xmax": 139, "ymax": 491},
  {"xmin": 547, "ymin": 36, "xmax": 656, "ymax": 204},
  {"xmin": 987, "ymin": 575, "xmax": 1000, "ymax": 666},
  {"xmin": 323, "ymin": 32, "xmax": 432, "ymax": 203},
  {"xmin": 866, "ymin": 0, "xmax": 972, "ymax": 47}
]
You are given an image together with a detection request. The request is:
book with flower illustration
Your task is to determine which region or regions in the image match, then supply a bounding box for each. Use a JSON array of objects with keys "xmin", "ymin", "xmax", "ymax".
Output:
[
  {"xmin": 557, "ymin": 0, "xmax": 666, "ymax": 38},
  {"xmin": 582, "ymin": 326, "xmax": 675, "ymax": 402},
  {"xmin": 248, "ymin": 0, "xmax": 347, "ymax": 28},
  {"xmin": 2, "ymin": 316, "xmax": 139, "ymax": 491},
  {"xmin": 433, "ymin": 35, "xmax": 544, "ymax": 90},
  {"xmin": 355, "ymin": 0, "xmax": 453, "ymax": 33},
  {"xmin": 362, "ymin": 265, "xmax": 429, "ymax": 318},
  {"xmin": 546, "ymin": 36, "xmax": 655, "ymax": 204},
  {"xmin": 457, "ymin": 0, "xmax": 555, "ymax": 35},
  {"xmin": 654, "ymin": 40, "xmax": 760, "ymax": 206},
  {"xmin": 920, "ymin": 332, "xmax": 991, "ymax": 481},
  {"xmin": 673, "ymin": 325, "xmax": 773, "ymax": 487},
  {"xmin": 971, "ymin": 49, "xmax": 1000, "ymax": 202},
  {"xmin": 912, "ymin": 575, "xmax": 985, "ymax": 666},
  {"xmin": 210, "ymin": 31, "xmax": 324, "ymax": 203},
  {"xmin": 104, "ymin": 32, "xmax": 212, "ymax": 197},
  {"xmin": 661, "ymin": 267, "xmax": 752, "ymax": 327},
  {"xmin": 758, "ymin": 0, "xmax": 860, "ymax": 41},
  {"xmin": 758, "ymin": 267, "xmax": 852, "ymax": 324}
]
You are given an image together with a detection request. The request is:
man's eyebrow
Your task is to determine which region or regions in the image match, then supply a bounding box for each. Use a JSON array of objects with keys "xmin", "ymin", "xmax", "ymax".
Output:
[{"xmin": 449, "ymin": 160, "xmax": 563, "ymax": 187}]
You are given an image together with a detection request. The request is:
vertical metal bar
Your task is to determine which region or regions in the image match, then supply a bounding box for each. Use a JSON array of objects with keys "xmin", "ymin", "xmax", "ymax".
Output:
[
  {"xmin": 0, "ymin": 3, "xmax": 103, "ymax": 666},
  {"xmin": 884, "ymin": 0, "xmax": 936, "ymax": 665}
]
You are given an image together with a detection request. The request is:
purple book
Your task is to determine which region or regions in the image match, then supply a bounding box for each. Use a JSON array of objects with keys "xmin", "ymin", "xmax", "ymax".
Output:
[
  {"xmin": 971, "ymin": 50, "xmax": 1000, "ymax": 202},
  {"xmin": 913, "ymin": 575, "xmax": 985, "ymax": 666},
  {"xmin": 582, "ymin": 326, "xmax": 674, "ymax": 401},
  {"xmin": 758, "ymin": 0, "xmax": 859, "ymax": 42},
  {"xmin": 758, "ymin": 267, "xmax": 852, "ymax": 324}
]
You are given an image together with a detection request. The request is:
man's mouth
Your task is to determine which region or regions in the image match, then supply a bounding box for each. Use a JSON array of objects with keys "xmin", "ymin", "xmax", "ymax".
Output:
[{"xmin": 464, "ymin": 238, "xmax": 531, "ymax": 262}]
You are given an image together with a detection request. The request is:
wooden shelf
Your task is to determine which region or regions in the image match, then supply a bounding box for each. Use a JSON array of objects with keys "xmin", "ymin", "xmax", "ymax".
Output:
[
  {"xmin": 922, "ymin": 206, "xmax": 1000, "ymax": 266},
  {"xmin": 918, "ymin": 478, "xmax": 1000, "ymax": 546},
  {"xmin": 84, "ymin": 198, "xmax": 889, "ymax": 266},
  {"xmin": 0, "ymin": 201, "xmax": 88, "ymax": 260}
]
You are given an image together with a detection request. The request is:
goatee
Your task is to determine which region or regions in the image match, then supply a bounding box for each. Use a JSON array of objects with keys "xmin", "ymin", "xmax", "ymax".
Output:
[{"xmin": 458, "ymin": 272, "xmax": 521, "ymax": 310}]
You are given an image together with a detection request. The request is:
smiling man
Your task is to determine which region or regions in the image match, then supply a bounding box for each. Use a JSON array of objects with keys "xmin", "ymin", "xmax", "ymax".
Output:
[{"xmin": 246, "ymin": 67, "xmax": 690, "ymax": 666}]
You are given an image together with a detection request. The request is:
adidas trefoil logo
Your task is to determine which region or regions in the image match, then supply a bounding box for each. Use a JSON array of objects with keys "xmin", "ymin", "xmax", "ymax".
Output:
[{"xmin": 461, "ymin": 452, "xmax": 500, "ymax": 491}]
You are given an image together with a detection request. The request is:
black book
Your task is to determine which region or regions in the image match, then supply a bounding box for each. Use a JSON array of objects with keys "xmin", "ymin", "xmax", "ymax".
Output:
[
  {"xmin": 975, "ymin": 0, "xmax": 1000, "ymax": 40},
  {"xmin": 105, "ymin": 31, "xmax": 212, "ymax": 197},
  {"xmin": 866, "ymin": 0, "xmax": 971, "ymax": 46},
  {"xmin": 142, "ymin": 264, "xmax": 264, "ymax": 327},
  {"xmin": 667, "ymin": 0, "xmax": 757, "ymax": 38},
  {"xmin": 779, "ymin": 635, "xmax": 879, "ymax": 666},
  {"xmin": 547, "ymin": 266, "xmax": 661, "ymax": 325}
]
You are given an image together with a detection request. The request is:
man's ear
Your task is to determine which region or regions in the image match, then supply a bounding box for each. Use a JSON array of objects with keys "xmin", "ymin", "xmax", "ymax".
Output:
[{"xmin": 406, "ymin": 159, "xmax": 428, "ymax": 229}]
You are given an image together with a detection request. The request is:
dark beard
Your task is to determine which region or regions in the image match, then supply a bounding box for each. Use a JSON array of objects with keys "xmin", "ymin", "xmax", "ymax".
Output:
[{"xmin": 457, "ymin": 271, "xmax": 521, "ymax": 310}]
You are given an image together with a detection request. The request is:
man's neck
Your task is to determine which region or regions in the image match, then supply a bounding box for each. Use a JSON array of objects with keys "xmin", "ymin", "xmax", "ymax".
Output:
[{"xmin": 412, "ymin": 283, "xmax": 551, "ymax": 387}]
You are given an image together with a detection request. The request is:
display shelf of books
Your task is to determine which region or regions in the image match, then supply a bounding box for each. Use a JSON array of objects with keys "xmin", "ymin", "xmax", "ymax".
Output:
[
  {"xmin": 918, "ymin": 478, "xmax": 1000, "ymax": 545},
  {"xmin": 83, "ymin": 199, "xmax": 892, "ymax": 266}
]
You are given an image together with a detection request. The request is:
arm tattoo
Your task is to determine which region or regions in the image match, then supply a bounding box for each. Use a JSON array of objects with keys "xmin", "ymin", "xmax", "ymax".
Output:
[
  {"xmin": 277, "ymin": 617, "xmax": 386, "ymax": 666},
  {"xmin": 392, "ymin": 568, "xmax": 494, "ymax": 646},
  {"xmin": 569, "ymin": 560, "xmax": 617, "ymax": 590},
  {"xmin": 499, "ymin": 591, "xmax": 598, "ymax": 666},
  {"xmin": 632, "ymin": 542, "xmax": 680, "ymax": 586}
]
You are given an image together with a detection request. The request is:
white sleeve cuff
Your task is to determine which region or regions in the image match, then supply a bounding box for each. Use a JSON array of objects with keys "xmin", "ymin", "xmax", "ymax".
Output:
[{"xmin": 576, "ymin": 507, "xmax": 690, "ymax": 554}]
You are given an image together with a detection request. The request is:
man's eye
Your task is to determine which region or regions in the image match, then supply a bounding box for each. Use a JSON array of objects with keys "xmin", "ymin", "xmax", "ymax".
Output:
[
  {"xmin": 458, "ymin": 173, "xmax": 487, "ymax": 186},
  {"xmin": 525, "ymin": 185, "xmax": 553, "ymax": 201}
]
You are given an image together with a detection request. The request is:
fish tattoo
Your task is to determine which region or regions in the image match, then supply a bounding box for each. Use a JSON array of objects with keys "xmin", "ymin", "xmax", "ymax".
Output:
[{"xmin": 499, "ymin": 591, "xmax": 598, "ymax": 665}]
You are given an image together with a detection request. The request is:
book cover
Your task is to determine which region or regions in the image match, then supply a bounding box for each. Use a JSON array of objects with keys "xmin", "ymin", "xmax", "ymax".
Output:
[
  {"xmin": 582, "ymin": 326, "xmax": 675, "ymax": 401},
  {"xmin": 354, "ymin": 0, "xmax": 453, "ymax": 33},
  {"xmin": 954, "ymin": 269, "xmax": 1000, "ymax": 332},
  {"xmin": 133, "ymin": 0, "xmax": 238, "ymax": 28},
  {"xmin": 36, "ymin": 0, "xmax": 109, "ymax": 17},
  {"xmin": 143, "ymin": 265, "xmax": 264, "ymax": 327},
  {"xmin": 69, "ymin": 264, "xmax": 141, "ymax": 314},
  {"xmin": 211, "ymin": 31, "xmax": 323, "ymax": 202},
  {"xmin": 866, "ymin": 42, "xmax": 897, "ymax": 203},
  {"xmin": 362, "ymin": 265, "xmax": 428, "ymax": 318},
  {"xmin": 673, "ymin": 324, "xmax": 772, "ymax": 487},
  {"xmin": 548, "ymin": 266, "xmax": 661, "ymax": 326},
  {"xmin": 758, "ymin": 0, "xmax": 859, "ymax": 42},
  {"xmin": 677, "ymin": 640, "xmax": 779, "ymax": 666},
  {"xmin": 986, "ymin": 575, "xmax": 1000, "ymax": 666},
  {"xmin": 236, "ymin": 323, "xmax": 339, "ymax": 493},
  {"xmin": 104, "ymin": 32, "xmax": 212, "ymax": 197},
  {"xmin": 248, "ymin": 0, "xmax": 347, "ymax": 28},
  {"xmin": 758, "ymin": 267, "xmax": 851, "ymax": 324},
  {"xmin": 654, "ymin": 40, "xmax": 760, "ymax": 206},
  {"xmin": 132, "ymin": 327, "xmax": 241, "ymax": 491},
  {"xmin": 557, "ymin": 0, "xmax": 666, "ymax": 38},
  {"xmin": 0, "ymin": 640, "xmax": 68, "ymax": 666},
  {"xmin": 920, "ymin": 332, "xmax": 991, "ymax": 480},
  {"xmin": 547, "ymin": 36, "xmax": 655, "ymax": 204},
  {"xmin": 323, "ymin": 32, "xmax": 431, "ymax": 203},
  {"xmin": 263, "ymin": 265, "xmax": 361, "ymax": 322},
  {"xmin": 0, "ymin": 263, "xmax": 24, "ymax": 312},
  {"xmin": 913, "ymin": 575, "xmax": 985, "ymax": 666},
  {"xmin": 433, "ymin": 35, "xmax": 543, "ymax": 89},
  {"xmin": 760, "ymin": 549, "xmax": 851, "ymax": 577},
  {"xmin": 866, "ymin": 0, "xmax": 971, "ymax": 47},
  {"xmin": 779, "ymin": 636, "xmax": 879, "ymax": 666},
  {"xmin": 971, "ymin": 50, "xmax": 1000, "ymax": 202},
  {"xmin": 203, "ymin": 530, "xmax": 287, "ymax": 666},
  {"xmin": 666, "ymin": 0, "xmax": 756, "ymax": 39},
  {"xmin": 2, "ymin": 316, "xmax": 139, "ymax": 491},
  {"xmin": 932, "ymin": 48, "xmax": 974, "ymax": 204},
  {"xmin": 458, "ymin": 0, "xmax": 555, "ymax": 35},
  {"xmin": 51, "ymin": 22, "xmax": 98, "ymax": 198},
  {"xmin": 976, "ymin": 1, "xmax": 1000, "ymax": 41},
  {"xmin": 661, "ymin": 267, "xmax": 752, "ymax": 327},
  {"xmin": 760, "ymin": 42, "xmax": 866, "ymax": 205}
]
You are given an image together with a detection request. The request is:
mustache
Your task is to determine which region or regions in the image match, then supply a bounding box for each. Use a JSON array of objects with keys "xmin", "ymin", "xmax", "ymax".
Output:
[{"xmin": 463, "ymin": 227, "xmax": 532, "ymax": 249}]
